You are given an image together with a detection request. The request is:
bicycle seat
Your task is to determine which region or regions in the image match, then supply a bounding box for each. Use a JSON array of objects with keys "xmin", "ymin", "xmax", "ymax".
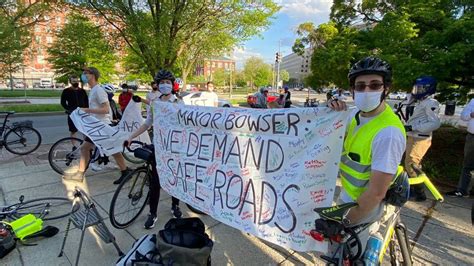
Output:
[{"xmin": 314, "ymin": 202, "xmax": 358, "ymax": 221}]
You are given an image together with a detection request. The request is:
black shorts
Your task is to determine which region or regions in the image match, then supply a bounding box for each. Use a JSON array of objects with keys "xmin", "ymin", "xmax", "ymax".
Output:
[{"xmin": 67, "ymin": 117, "xmax": 78, "ymax": 133}]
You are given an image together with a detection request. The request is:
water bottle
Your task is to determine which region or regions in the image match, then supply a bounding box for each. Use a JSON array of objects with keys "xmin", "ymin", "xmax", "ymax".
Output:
[{"xmin": 363, "ymin": 232, "xmax": 383, "ymax": 266}]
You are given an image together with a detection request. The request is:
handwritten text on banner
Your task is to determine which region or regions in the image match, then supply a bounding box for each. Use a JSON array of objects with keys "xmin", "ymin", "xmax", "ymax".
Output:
[{"xmin": 153, "ymin": 102, "xmax": 349, "ymax": 252}]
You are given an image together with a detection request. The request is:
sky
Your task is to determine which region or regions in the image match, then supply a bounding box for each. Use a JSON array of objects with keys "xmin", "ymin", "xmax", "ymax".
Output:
[{"xmin": 231, "ymin": 0, "xmax": 333, "ymax": 69}]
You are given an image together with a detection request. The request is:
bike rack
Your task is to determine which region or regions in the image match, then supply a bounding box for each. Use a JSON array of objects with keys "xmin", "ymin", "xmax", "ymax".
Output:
[{"xmin": 58, "ymin": 187, "xmax": 123, "ymax": 266}]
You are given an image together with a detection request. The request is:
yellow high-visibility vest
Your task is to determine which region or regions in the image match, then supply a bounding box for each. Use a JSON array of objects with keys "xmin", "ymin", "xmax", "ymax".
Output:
[{"xmin": 340, "ymin": 104, "xmax": 406, "ymax": 200}]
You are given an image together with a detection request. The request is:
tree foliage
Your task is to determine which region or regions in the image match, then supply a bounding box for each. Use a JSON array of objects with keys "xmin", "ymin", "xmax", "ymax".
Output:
[
  {"xmin": 0, "ymin": 1, "xmax": 49, "ymax": 85},
  {"xmin": 243, "ymin": 57, "xmax": 272, "ymax": 89},
  {"xmin": 47, "ymin": 14, "xmax": 117, "ymax": 83},
  {"xmin": 280, "ymin": 69, "xmax": 290, "ymax": 82},
  {"xmin": 296, "ymin": 0, "xmax": 473, "ymax": 102},
  {"xmin": 69, "ymin": 0, "xmax": 279, "ymax": 81}
]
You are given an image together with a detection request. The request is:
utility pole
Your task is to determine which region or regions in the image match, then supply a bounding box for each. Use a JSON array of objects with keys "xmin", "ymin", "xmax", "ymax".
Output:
[{"xmin": 276, "ymin": 40, "xmax": 281, "ymax": 91}]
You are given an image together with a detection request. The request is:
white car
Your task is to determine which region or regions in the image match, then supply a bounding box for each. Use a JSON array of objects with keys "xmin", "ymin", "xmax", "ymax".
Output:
[
  {"xmin": 388, "ymin": 92, "xmax": 408, "ymax": 100},
  {"xmin": 180, "ymin": 92, "xmax": 232, "ymax": 107}
]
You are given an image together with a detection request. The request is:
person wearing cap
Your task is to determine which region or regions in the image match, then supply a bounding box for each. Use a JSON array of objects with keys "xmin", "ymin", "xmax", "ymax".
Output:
[
  {"xmin": 255, "ymin": 87, "xmax": 269, "ymax": 109},
  {"xmin": 60, "ymin": 75, "xmax": 89, "ymax": 141},
  {"xmin": 118, "ymin": 83, "xmax": 133, "ymax": 112},
  {"xmin": 69, "ymin": 67, "xmax": 131, "ymax": 183},
  {"xmin": 403, "ymin": 76, "xmax": 441, "ymax": 201}
]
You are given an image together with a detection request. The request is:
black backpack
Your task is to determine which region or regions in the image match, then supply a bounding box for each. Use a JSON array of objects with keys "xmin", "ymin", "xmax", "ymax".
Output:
[{"xmin": 157, "ymin": 218, "xmax": 213, "ymax": 266}]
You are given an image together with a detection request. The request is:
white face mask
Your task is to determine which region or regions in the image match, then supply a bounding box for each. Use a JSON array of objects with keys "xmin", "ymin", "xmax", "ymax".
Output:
[
  {"xmin": 354, "ymin": 91, "xmax": 383, "ymax": 112},
  {"xmin": 159, "ymin": 83, "xmax": 172, "ymax": 95}
]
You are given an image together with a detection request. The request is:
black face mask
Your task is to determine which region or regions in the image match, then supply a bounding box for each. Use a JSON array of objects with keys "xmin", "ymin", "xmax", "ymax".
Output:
[
  {"xmin": 72, "ymin": 83, "xmax": 79, "ymax": 88},
  {"xmin": 152, "ymin": 86, "xmax": 158, "ymax": 91}
]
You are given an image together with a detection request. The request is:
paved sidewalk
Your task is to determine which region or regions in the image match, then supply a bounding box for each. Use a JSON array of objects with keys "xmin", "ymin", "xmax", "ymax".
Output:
[{"xmin": 0, "ymin": 148, "xmax": 473, "ymax": 265}]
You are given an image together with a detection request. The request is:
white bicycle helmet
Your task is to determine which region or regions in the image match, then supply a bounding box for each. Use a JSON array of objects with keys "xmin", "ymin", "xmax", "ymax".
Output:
[
  {"xmin": 175, "ymin": 78, "xmax": 184, "ymax": 89},
  {"xmin": 102, "ymin": 84, "xmax": 116, "ymax": 95}
]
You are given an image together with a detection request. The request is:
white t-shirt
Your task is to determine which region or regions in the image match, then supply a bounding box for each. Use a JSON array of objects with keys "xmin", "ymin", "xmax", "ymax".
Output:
[
  {"xmin": 89, "ymin": 84, "xmax": 112, "ymax": 124},
  {"xmin": 340, "ymin": 108, "xmax": 406, "ymax": 203},
  {"xmin": 202, "ymin": 91, "xmax": 218, "ymax": 107},
  {"xmin": 146, "ymin": 91, "xmax": 161, "ymax": 113},
  {"xmin": 144, "ymin": 94, "xmax": 182, "ymax": 127}
]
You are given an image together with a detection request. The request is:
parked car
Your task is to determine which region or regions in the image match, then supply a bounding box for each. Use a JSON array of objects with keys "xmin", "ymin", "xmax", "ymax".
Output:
[
  {"xmin": 180, "ymin": 91, "xmax": 232, "ymax": 107},
  {"xmin": 388, "ymin": 92, "xmax": 408, "ymax": 100},
  {"xmin": 247, "ymin": 91, "xmax": 279, "ymax": 107}
]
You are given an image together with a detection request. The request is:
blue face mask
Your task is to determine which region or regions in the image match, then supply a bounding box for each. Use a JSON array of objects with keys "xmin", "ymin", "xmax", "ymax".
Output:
[{"xmin": 81, "ymin": 73, "xmax": 89, "ymax": 84}]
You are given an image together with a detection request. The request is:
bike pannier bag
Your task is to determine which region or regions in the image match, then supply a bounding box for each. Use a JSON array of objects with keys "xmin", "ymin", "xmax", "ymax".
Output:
[{"xmin": 117, "ymin": 234, "xmax": 169, "ymax": 266}]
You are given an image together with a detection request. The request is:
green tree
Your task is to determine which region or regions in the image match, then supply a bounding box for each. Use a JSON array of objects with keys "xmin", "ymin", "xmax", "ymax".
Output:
[
  {"xmin": 70, "ymin": 0, "xmax": 279, "ymax": 80},
  {"xmin": 299, "ymin": 0, "xmax": 473, "ymax": 94},
  {"xmin": 280, "ymin": 69, "xmax": 290, "ymax": 82},
  {"xmin": 243, "ymin": 57, "xmax": 273, "ymax": 89},
  {"xmin": 0, "ymin": 1, "xmax": 48, "ymax": 89},
  {"xmin": 47, "ymin": 14, "xmax": 117, "ymax": 83}
]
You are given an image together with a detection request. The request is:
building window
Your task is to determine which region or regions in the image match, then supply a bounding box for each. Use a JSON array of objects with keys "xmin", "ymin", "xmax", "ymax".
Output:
[
  {"xmin": 35, "ymin": 36, "xmax": 41, "ymax": 43},
  {"xmin": 306, "ymin": 60, "xmax": 308, "ymax": 63},
  {"xmin": 46, "ymin": 36, "xmax": 53, "ymax": 44},
  {"xmin": 35, "ymin": 25, "xmax": 41, "ymax": 32},
  {"xmin": 305, "ymin": 65, "xmax": 308, "ymax": 67},
  {"xmin": 305, "ymin": 70, "xmax": 308, "ymax": 72},
  {"xmin": 301, "ymin": 69, "xmax": 304, "ymax": 72},
  {"xmin": 56, "ymin": 17, "xmax": 61, "ymax": 24},
  {"xmin": 212, "ymin": 62, "xmax": 215, "ymax": 68},
  {"xmin": 218, "ymin": 62, "xmax": 223, "ymax": 68}
]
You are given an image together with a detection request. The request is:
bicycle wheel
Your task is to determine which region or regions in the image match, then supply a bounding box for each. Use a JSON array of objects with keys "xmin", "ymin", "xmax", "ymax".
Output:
[
  {"xmin": 390, "ymin": 223, "xmax": 412, "ymax": 266},
  {"xmin": 48, "ymin": 137, "xmax": 84, "ymax": 175},
  {"xmin": 6, "ymin": 197, "xmax": 79, "ymax": 221},
  {"xmin": 109, "ymin": 167, "xmax": 149, "ymax": 229},
  {"xmin": 4, "ymin": 126, "xmax": 42, "ymax": 155}
]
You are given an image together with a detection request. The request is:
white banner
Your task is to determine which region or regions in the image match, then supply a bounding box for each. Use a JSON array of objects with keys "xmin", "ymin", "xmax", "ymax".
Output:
[
  {"xmin": 70, "ymin": 101, "xmax": 150, "ymax": 155},
  {"xmin": 153, "ymin": 102, "xmax": 350, "ymax": 252}
]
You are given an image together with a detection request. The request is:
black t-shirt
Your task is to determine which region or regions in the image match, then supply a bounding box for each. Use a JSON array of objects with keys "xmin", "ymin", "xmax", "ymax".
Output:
[{"xmin": 60, "ymin": 87, "xmax": 89, "ymax": 113}]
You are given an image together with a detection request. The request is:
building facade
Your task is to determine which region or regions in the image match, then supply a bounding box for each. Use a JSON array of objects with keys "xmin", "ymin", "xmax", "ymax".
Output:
[
  {"xmin": 195, "ymin": 57, "xmax": 236, "ymax": 80},
  {"xmin": 279, "ymin": 48, "xmax": 312, "ymax": 88}
]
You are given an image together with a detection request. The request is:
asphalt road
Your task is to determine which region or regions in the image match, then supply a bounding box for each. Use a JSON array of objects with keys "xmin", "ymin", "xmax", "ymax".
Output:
[
  {"xmin": 4, "ymin": 91, "xmax": 463, "ymax": 146},
  {"xmin": 8, "ymin": 114, "xmax": 70, "ymax": 145}
]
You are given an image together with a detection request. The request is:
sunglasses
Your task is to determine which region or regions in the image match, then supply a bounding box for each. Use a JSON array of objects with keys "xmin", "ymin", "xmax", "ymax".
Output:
[{"xmin": 354, "ymin": 81, "xmax": 385, "ymax": 92}]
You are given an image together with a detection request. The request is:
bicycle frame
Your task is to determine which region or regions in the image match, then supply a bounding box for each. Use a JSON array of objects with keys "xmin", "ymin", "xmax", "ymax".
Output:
[{"xmin": 0, "ymin": 112, "xmax": 13, "ymax": 139}]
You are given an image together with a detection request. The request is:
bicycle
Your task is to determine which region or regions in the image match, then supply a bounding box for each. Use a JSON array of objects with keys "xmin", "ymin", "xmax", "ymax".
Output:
[
  {"xmin": 109, "ymin": 141, "xmax": 203, "ymax": 229},
  {"xmin": 48, "ymin": 136, "xmax": 145, "ymax": 176},
  {"xmin": 0, "ymin": 111, "xmax": 42, "ymax": 155},
  {"xmin": 304, "ymin": 98, "xmax": 320, "ymax": 107},
  {"xmin": 0, "ymin": 194, "xmax": 79, "ymax": 221},
  {"xmin": 311, "ymin": 202, "xmax": 412, "ymax": 265}
]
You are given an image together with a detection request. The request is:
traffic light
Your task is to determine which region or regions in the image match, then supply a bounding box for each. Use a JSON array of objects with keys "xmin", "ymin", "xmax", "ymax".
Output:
[{"xmin": 275, "ymin": 52, "xmax": 282, "ymax": 63}]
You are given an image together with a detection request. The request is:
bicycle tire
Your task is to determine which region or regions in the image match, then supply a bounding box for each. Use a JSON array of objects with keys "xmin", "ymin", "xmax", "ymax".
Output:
[
  {"xmin": 394, "ymin": 224, "xmax": 412, "ymax": 266},
  {"xmin": 6, "ymin": 197, "xmax": 79, "ymax": 221},
  {"xmin": 4, "ymin": 126, "xmax": 42, "ymax": 155},
  {"xmin": 186, "ymin": 203, "xmax": 207, "ymax": 215},
  {"xmin": 122, "ymin": 150, "xmax": 145, "ymax": 164},
  {"xmin": 48, "ymin": 137, "xmax": 84, "ymax": 175},
  {"xmin": 109, "ymin": 167, "xmax": 149, "ymax": 229}
]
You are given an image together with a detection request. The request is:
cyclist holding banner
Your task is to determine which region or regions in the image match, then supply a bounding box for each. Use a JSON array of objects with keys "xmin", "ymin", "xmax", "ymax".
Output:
[
  {"xmin": 125, "ymin": 69, "xmax": 183, "ymax": 229},
  {"xmin": 325, "ymin": 57, "xmax": 407, "ymax": 253}
]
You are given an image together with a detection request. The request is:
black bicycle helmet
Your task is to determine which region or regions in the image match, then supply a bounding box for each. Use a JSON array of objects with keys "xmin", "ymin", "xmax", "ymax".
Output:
[
  {"xmin": 154, "ymin": 69, "xmax": 175, "ymax": 84},
  {"xmin": 348, "ymin": 57, "xmax": 392, "ymax": 86}
]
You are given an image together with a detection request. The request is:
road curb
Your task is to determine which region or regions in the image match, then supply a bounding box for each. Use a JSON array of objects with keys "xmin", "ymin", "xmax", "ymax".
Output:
[{"xmin": 0, "ymin": 111, "xmax": 65, "ymax": 118}]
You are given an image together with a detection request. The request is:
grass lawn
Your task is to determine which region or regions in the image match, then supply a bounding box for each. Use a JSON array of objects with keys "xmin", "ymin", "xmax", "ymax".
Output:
[
  {"xmin": 0, "ymin": 104, "xmax": 63, "ymax": 113},
  {"xmin": 0, "ymin": 89, "xmax": 62, "ymax": 98}
]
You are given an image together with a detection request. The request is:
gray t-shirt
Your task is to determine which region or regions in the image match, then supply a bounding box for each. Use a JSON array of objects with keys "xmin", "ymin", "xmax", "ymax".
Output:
[{"xmin": 89, "ymin": 84, "xmax": 112, "ymax": 124}]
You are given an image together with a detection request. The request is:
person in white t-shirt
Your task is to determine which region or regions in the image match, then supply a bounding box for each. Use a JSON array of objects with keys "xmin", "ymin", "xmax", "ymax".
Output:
[
  {"xmin": 325, "ymin": 57, "xmax": 407, "ymax": 254},
  {"xmin": 70, "ymin": 67, "xmax": 131, "ymax": 183},
  {"xmin": 204, "ymin": 81, "xmax": 218, "ymax": 107}
]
